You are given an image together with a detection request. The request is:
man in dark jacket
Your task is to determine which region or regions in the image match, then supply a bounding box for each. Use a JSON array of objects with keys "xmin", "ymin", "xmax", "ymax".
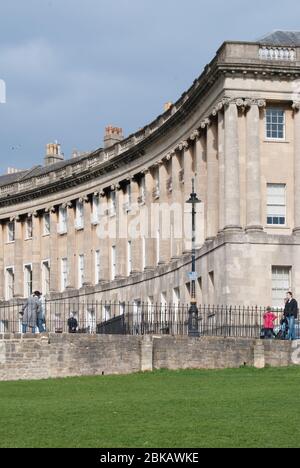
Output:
[
  {"xmin": 67, "ymin": 313, "xmax": 78, "ymax": 333},
  {"xmin": 284, "ymin": 292, "xmax": 298, "ymax": 340}
]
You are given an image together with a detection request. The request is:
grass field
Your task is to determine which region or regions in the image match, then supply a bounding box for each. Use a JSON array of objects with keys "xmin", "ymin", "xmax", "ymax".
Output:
[{"xmin": 0, "ymin": 367, "xmax": 300, "ymax": 448}]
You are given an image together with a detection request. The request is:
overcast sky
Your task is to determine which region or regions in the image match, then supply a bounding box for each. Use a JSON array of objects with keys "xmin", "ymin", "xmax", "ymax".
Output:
[{"xmin": 1, "ymin": 0, "xmax": 300, "ymax": 174}]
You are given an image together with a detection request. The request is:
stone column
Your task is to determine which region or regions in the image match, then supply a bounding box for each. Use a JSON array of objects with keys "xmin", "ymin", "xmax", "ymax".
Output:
[
  {"xmin": 98, "ymin": 192, "xmax": 110, "ymax": 281},
  {"xmin": 182, "ymin": 142, "xmax": 194, "ymax": 253},
  {"xmin": 143, "ymin": 169, "xmax": 156, "ymax": 270},
  {"xmin": 224, "ymin": 99, "xmax": 242, "ymax": 231},
  {"xmin": 194, "ymin": 133, "xmax": 207, "ymax": 244},
  {"xmin": 14, "ymin": 218, "xmax": 23, "ymax": 297},
  {"xmin": 0, "ymin": 223, "xmax": 4, "ymax": 300},
  {"xmin": 171, "ymin": 151, "xmax": 183, "ymax": 258},
  {"xmin": 218, "ymin": 110, "xmax": 225, "ymax": 232},
  {"xmin": 130, "ymin": 178, "xmax": 142, "ymax": 273},
  {"xmin": 245, "ymin": 99, "xmax": 265, "ymax": 231},
  {"xmin": 116, "ymin": 186, "xmax": 127, "ymax": 278},
  {"xmin": 32, "ymin": 213, "xmax": 41, "ymax": 292},
  {"xmin": 83, "ymin": 197, "xmax": 92, "ymax": 286},
  {"xmin": 49, "ymin": 209, "xmax": 59, "ymax": 292},
  {"xmin": 206, "ymin": 121, "xmax": 219, "ymax": 239},
  {"xmin": 293, "ymin": 102, "xmax": 300, "ymax": 234},
  {"xmin": 67, "ymin": 204, "xmax": 76, "ymax": 289},
  {"xmin": 159, "ymin": 161, "xmax": 171, "ymax": 263}
]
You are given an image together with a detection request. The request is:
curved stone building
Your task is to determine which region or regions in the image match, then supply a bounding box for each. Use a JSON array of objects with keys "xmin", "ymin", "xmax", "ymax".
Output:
[{"xmin": 1, "ymin": 30, "xmax": 300, "ymax": 310}]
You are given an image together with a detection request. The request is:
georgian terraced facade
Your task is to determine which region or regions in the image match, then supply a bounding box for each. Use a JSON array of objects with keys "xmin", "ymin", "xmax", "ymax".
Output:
[{"xmin": 2, "ymin": 31, "xmax": 300, "ymax": 309}]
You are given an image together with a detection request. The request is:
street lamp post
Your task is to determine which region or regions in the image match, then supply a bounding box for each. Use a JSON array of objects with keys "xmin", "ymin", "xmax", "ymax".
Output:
[{"xmin": 186, "ymin": 179, "xmax": 201, "ymax": 337}]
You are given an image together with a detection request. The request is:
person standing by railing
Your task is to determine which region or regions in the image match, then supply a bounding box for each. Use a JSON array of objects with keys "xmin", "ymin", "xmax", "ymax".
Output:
[
  {"xmin": 19, "ymin": 291, "xmax": 42, "ymax": 334},
  {"xmin": 263, "ymin": 307, "xmax": 277, "ymax": 339},
  {"xmin": 37, "ymin": 294, "xmax": 46, "ymax": 333},
  {"xmin": 284, "ymin": 292, "xmax": 298, "ymax": 341}
]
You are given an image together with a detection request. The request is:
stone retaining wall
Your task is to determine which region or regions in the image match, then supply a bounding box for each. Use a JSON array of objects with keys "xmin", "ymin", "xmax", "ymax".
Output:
[{"xmin": 0, "ymin": 334, "xmax": 298, "ymax": 381}]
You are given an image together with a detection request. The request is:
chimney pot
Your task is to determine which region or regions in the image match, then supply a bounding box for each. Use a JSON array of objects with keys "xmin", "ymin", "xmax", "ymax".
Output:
[
  {"xmin": 104, "ymin": 125, "xmax": 124, "ymax": 148},
  {"xmin": 44, "ymin": 142, "xmax": 64, "ymax": 166}
]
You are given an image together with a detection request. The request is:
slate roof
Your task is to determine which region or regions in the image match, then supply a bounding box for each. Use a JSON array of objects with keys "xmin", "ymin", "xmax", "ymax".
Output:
[
  {"xmin": 258, "ymin": 30, "xmax": 300, "ymax": 46},
  {"xmin": 0, "ymin": 153, "xmax": 91, "ymax": 187}
]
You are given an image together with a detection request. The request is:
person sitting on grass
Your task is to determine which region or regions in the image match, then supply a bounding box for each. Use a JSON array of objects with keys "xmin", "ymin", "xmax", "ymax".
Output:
[{"xmin": 263, "ymin": 307, "xmax": 277, "ymax": 339}]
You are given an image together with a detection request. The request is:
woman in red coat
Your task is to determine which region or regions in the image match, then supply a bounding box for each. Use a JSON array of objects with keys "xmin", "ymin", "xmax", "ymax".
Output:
[{"xmin": 263, "ymin": 307, "xmax": 277, "ymax": 339}]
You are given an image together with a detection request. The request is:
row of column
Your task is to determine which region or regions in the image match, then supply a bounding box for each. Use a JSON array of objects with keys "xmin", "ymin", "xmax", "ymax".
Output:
[{"xmin": 2, "ymin": 98, "xmax": 300, "ymax": 298}]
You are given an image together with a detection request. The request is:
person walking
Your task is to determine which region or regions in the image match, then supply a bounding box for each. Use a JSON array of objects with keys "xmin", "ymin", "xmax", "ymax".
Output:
[
  {"xmin": 284, "ymin": 292, "xmax": 298, "ymax": 341},
  {"xmin": 37, "ymin": 294, "xmax": 46, "ymax": 333},
  {"xmin": 263, "ymin": 307, "xmax": 277, "ymax": 339},
  {"xmin": 20, "ymin": 291, "xmax": 42, "ymax": 334}
]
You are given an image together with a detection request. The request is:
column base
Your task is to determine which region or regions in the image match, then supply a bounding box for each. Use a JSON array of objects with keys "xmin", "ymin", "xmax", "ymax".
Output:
[
  {"xmin": 293, "ymin": 227, "xmax": 300, "ymax": 236},
  {"xmin": 245, "ymin": 225, "xmax": 264, "ymax": 233},
  {"xmin": 205, "ymin": 237, "xmax": 216, "ymax": 243},
  {"xmin": 223, "ymin": 225, "xmax": 243, "ymax": 233},
  {"xmin": 144, "ymin": 266, "xmax": 156, "ymax": 272}
]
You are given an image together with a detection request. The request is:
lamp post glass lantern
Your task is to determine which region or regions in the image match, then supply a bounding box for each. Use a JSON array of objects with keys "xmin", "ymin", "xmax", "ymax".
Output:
[{"xmin": 186, "ymin": 179, "xmax": 201, "ymax": 337}]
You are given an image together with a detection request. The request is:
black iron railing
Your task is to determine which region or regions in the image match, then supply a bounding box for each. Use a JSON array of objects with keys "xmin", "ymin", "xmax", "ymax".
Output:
[{"xmin": 0, "ymin": 300, "xmax": 292, "ymax": 338}]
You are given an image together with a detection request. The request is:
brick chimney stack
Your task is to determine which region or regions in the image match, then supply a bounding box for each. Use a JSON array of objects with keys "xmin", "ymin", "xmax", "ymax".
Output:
[
  {"xmin": 104, "ymin": 126, "xmax": 124, "ymax": 149},
  {"xmin": 44, "ymin": 141, "xmax": 64, "ymax": 166}
]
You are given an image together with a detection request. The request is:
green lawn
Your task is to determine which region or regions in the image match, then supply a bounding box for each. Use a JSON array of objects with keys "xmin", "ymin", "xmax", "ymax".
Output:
[{"xmin": 0, "ymin": 367, "xmax": 299, "ymax": 448}]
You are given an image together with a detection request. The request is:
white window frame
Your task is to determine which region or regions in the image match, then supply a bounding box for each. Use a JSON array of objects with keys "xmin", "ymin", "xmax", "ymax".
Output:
[
  {"xmin": 5, "ymin": 266, "xmax": 15, "ymax": 301},
  {"xmin": 78, "ymin": 254, "xmax": 85, "ymax": 288},
  {"xmin": 7, "ymin": 221, "xmax": 15, "ymax": 243},
  {"xmin": 127, "ymin": 183, "xmax": 132, "ymax": 211},
  {"xmin": 0, "ymin": 320, "xmax": 9, "ymax": 333},
  {"xmin": 147, "ymin": 296, "xmax": 154, "ymax": 322},
  {"xmin": 141, "ymin": 176, "xmax": 146, "ymax": 200},
  {"xmin": 272, "ymin": 266, "xmax": 291, "ymax": 309},
  {"xmin": 103, "ymin": 304, "xmax": 111, "ymax": 321},
  {"xmin": 25, "ymin": 217, "xmax": 33, "ymax": 240},
  {"xmin": 266, "ymin": 108, "xmax": 286, "ymax": 141},
  {"xmin": 95, "ymin": 250, "xmax": 101, "ymax": 285},
  {"xmin": 156, "ymin": 230, "xmax": 160, "ymax": 265},
  {"xmin": 91, "ymin": 195, "xmax": 100, "ymax": 225},
  {"xmin": 110, "ymin": 191, "xmax": 116, "ymax": 216},
  {"xmin": 41, "ymin": 260, "xmax": 50, "ymax": 296},
  {"xmin": 119, "ymin": 301, "xmax": 126, "ymax": 316},
  {"xmin": 61, "ymin": 258, "xmax": 68, "ymax": 292},
  {"xmin": 58, "ymin": 206, "xmax": 68, "ymax": 234},
  {"xmin": 267, "ymin": 183, "xmax": 286, "ymax": 226},
  {"xmin": 142, "ymin": 236, "xmax": 146, "ymax": 271},
  {"xmin": 43, "ymin": 212, "xmax": 50, "ymax": 236},
  {"xmin": 111, "ymin": 245, "xmax": 116, "ymax": 280},
  {"xmin": 86, "ymin": 309, "xmax": 96, "ymax": 334},
  {"xmin": 23, "ymin": 263, "xmax": 33, "ymax": 298},
  {"xmin": 127, "ymin": 240, "xmax": 132, "ymax": 276},
  {"xmin": 75, "ymin": 200, "xmax": 84, "ymax": 230}
]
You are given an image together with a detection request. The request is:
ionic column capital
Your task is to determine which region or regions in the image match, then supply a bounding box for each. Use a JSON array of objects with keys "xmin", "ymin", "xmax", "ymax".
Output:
[
  {"xmin": 190, "ymin": 129, "xmax": 200, "ymax": 141},
  {"xmin": 178, "ymin": 141, "xmax": 189, "ymax": 151},
  {"xmin": 200, "ymin": 118, "xmax": 211, "ymax": 129},
  {"xmin": 292, "ymin": 101, "xmax": 300, "ymax": 112}
]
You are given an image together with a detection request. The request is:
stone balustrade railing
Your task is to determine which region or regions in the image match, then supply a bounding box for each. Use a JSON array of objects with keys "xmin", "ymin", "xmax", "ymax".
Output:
[{"xmin": 259, "ymin": 46, "xmax": 296, "ymax": 61}]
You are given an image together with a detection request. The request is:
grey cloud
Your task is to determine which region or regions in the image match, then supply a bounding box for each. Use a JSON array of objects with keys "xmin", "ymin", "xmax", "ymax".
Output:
[{"xmin": 1, "ymin": 0, "xmax": 300, "ymax": 173}]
